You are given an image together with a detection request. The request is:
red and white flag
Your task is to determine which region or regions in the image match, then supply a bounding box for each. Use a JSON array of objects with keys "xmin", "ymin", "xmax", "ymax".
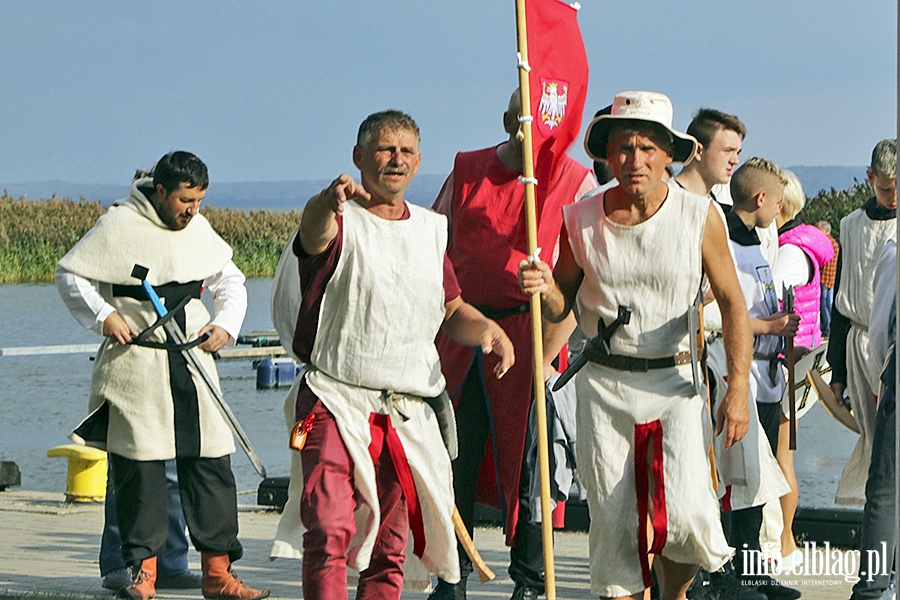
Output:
[{"xmin": 525, "ymin": 0, "xmax": 589, "ymax": 193}]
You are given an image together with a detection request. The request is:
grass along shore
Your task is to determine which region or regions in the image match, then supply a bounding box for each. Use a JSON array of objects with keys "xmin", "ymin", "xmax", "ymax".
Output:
[
  {"xmin": 0, "ymin": 178, "xmax": 874, "ymax": 284},
  {"xmin": 0, "ymin": 195, "xmax": 302, "ymax": 283}
]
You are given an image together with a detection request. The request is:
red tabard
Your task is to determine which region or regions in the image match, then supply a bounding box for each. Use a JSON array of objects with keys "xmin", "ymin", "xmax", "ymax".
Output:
[{"xmin": 435, "ymin": 146, "xmax": 590, "ymax": 544}]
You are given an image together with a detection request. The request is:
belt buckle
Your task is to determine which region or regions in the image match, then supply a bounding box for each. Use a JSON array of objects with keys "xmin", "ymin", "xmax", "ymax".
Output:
[{"xmin": 631, "ymin": 357, "xmax": 649, "ymax": 372}]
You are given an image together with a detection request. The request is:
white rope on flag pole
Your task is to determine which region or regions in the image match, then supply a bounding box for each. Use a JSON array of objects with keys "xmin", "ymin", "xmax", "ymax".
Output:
[
  {"xmin": 517, "ymin": 176, "xmax": 538, "ymax": 186},
  {"xmin": 518, "ymin": 115, "xmax": 533, "ymax": 124},
  {"xmin": 516, "ymin": 52, "xmax": 531, "ymax": 72}
]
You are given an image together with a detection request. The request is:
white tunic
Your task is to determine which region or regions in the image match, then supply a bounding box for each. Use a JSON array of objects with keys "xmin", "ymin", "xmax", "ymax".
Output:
[
  {"xmin": 869, "ymin": 240, "xmax": 897, "ymax": 383},
  {"xmin": 269, "ymin": 201, "xmax": 459, "ymax": 587},
  {"xmin": 730, "ymin": 236, "xmax": 784, "ymax": 404},
  {"xmin": 834, "ymin": 208, "xmax": 896, "ymax": 505},
  {"xmin": 709, "ymin": 218, "xmax": 788, "ymax": 511},
  {"xmin": 564, "ymin": 186, "xmax": 732, "ymax": 598},
  {"xmin": 58, "ymin": 180, "xmax": 242, "ymax": 460}
]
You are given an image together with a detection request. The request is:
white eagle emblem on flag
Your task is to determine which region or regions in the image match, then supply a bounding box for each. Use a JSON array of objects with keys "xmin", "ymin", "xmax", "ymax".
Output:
[{"xmin": 539, "ymin": 80, "xmax": 568, "ymax": 130}]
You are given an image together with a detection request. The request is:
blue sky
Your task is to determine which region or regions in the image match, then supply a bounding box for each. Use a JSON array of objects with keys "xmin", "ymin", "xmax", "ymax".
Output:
[{"xmin": 0, "ymin": 1, "xmax": 895, "ymax": 185}]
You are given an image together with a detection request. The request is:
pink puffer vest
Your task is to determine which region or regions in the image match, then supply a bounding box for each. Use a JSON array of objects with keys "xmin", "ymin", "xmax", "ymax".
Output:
[{"xmin": 778, "ymin": 223, "xmax": 836, "ymax": 348}]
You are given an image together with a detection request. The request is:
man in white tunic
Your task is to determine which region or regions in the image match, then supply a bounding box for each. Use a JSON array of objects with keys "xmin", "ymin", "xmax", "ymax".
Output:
[
  {"xmin": 285, "ymin": 110, "xmax": 515, "ymax": 600},
  {"xmin": 56, "ymin": 151, "xmax": 268, "ymax": 600},
  {"xmin": 520, "ymin": 91, "xmax": 753, "ymax": 600},
  {"xmin": 827, "ymin": 139, "xmax": 897, "ymax": 506},
  {"xmin": 850, "ymin": 240, "xmax": 897, "ymax": 600}
]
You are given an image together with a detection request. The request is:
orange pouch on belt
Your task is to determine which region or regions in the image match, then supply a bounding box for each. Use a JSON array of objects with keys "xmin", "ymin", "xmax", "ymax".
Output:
[{"xmin": 289, "ymin": 412, "xmax": 317, "ymax": 451}]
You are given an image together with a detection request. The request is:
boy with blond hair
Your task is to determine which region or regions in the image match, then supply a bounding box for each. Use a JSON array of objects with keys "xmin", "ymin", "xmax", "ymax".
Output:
[{"xmin": 721, "ymin": 158, "xmax": 801, "ymax": 599}]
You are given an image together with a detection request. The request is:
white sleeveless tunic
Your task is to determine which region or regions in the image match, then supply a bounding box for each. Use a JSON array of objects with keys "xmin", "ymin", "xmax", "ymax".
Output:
[
  {"xmin": 270, "ymin": 201, "xmax": 459, "ymax": 587},
  {"xmin": 834, "ymin": 207, "xmax": 896, "ymax": 505},
  {"xmin": 712, "ymin": 234, "xmax": 790, "ymax": 526},
  {"xmin": 699, "ymin": 205, "xmax": 788, "ymax": 537},
  {"xmin": 564, "ymin": 186, "xmax": 732, "ymax": 598},
  {"xmin": 731, "ymin": 240, "xmax": 784, "ymax": 404}
]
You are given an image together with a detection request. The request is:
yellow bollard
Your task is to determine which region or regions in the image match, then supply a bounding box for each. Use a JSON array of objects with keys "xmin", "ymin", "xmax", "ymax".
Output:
[{"xmin": 46, "ymin": 444, "xmax": 107, "ymax": 502}]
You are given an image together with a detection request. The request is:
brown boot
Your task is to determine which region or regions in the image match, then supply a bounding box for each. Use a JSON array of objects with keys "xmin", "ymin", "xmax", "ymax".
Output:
[
  {"xmin": 117, "ymin": 557, "xmax": 157, "ymax": 600},
  {"xmin": 201, "ymin": 552, "xmax": 270, "ymax": 600}
]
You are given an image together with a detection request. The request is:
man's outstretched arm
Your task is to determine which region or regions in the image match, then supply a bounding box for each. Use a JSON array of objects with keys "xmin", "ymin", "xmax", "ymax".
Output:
[{"xmin": 298, "ymin": 174, "xmax": 371, "ymax": 256}]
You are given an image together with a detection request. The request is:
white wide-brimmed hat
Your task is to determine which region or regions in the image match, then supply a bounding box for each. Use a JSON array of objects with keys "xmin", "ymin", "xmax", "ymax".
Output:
[{"xmin": 584, "ymin": 91, "xmax": 698, "ymax": 165}]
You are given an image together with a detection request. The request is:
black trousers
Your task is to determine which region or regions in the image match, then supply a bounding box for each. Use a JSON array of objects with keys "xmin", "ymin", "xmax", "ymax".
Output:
[
  {"xmin": 852, "ymin": 354, "xmax": 897, "ymax": 599},
  {"xmin": 725, "ymin": 401, "xmax": 781, "ymax": 578},
  {"xmin": 109, "ymin": 453, "xmax": 243, "ymax": 566},
  {"xmin": 451, "ymin": 364, "xmax": 545, "ymax": 590}
]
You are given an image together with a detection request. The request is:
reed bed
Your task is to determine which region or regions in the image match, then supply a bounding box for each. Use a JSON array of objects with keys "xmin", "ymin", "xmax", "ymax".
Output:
[
  {"xmin": 0, "ymin": 194, "xmax": 301, "ymax": 283},
  {"xmin": 0, "ymin": 178, "xmax": 872, "ymax": 283}
]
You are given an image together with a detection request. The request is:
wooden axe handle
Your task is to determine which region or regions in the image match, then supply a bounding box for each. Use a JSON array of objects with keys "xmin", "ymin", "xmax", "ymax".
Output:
[
  {"xmin": 452, "ymin": 505, "xmax": 495, "ymax": 583},
  {"xmin": 787, "ymin": 338, "xmax": 797, "ymax": 450}
]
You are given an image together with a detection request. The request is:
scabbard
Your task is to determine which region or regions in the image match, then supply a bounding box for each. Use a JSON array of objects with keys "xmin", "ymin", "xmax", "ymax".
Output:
[
  {"xmin": 423, "ymin": 390, "xmax": 458, "ymax": 460},
  {"xmin": 552, "ymin": 351, "xmax": 588, "ymax": 392},
  {"xmin": 553, "ymin": 312, "xmax": 626, "ymax": 392}
]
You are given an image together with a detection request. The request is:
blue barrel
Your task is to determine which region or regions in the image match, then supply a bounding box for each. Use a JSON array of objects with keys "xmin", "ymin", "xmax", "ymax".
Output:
[
  {"xmin": 276, "ymin": 360, "xmax": 298, "ymax": 387},
  {"xmin": 256, "ymin": 358, "xmax": 276, "ymax": 389}
]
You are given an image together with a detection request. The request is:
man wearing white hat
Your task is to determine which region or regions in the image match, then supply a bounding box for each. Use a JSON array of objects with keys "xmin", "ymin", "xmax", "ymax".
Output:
[{"xmin": 520, "ymin": 91, "xmax": 753, "ymax": 599}]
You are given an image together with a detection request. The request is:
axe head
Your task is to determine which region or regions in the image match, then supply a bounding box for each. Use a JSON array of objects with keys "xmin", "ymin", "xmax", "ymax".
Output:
[
  {"xmin": 618, "ymin": 306, "xmax": 632, "ymax": 325},
  {"xmin": 131, "ymin": 264, "xmax": 150, "ymax": 281}
]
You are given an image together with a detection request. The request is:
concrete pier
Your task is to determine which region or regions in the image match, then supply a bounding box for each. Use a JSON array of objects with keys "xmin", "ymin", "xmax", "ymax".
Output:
[{"xmin": 0, "ymin": 490, "xmax": 856, "ymax": 599}]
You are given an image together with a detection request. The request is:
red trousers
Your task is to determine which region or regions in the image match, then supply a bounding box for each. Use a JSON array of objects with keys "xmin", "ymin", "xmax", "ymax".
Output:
[{"xmin": 298, "ymin": 391, "xmax": 409, "ymax": 600}]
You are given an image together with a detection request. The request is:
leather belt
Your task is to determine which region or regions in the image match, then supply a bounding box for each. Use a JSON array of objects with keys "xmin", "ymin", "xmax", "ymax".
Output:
[
  {"xmin": 112, "ymin": 280, "xmax": 202, "ymax": 302},
  {"xmin": 471, "ymin": 302, "xmax": 530, "ymax": 320},
  {"xmin": 752, "ymin": 351, "xmax": 783, "ymax": 386},
  {"xmin": 586, "ymin": 347, "xmax": 693, "ymax": 372}
]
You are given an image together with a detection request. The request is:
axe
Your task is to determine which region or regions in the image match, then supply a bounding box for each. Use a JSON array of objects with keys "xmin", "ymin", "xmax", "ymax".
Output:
[{"xmin": 784, "ymin": 284, "xmax": 797, "ymax": 450}]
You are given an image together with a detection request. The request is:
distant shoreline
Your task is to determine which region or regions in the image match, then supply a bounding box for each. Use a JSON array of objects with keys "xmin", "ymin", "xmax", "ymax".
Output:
[
  {"xmin": 1, "ymin": 166, "xmax": 865, "ymax": 211},
  {"xmin": 1, "ymin": 174, "xmax": 448, "ymax": 211}
]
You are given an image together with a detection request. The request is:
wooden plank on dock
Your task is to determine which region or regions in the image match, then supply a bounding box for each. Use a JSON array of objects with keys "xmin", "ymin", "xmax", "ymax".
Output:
[
  {"xmin": 0, "ymin": 344, "xmax": 99, "ymax": 357},
  {"xmin": 217, "ymin": 346, "xmax": 287, "ymax": 360},
  {"xmin": 1, "ymin": 344, "xmax": 287, "ymax": 360}
]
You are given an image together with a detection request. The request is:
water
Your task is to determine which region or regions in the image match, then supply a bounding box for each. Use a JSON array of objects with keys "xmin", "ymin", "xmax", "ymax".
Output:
[
  {"xmin": 0, "ymin": 282, "xmax": 860, "ymax": 508},
  {"xmin": 0, "ymin": 279, "xmax": 291, "ymax": 495}
]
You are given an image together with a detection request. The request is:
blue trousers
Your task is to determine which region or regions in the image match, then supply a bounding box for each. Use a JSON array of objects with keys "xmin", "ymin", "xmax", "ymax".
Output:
[
  {"xmin": 820, "ymin": 285, "xmax": 834, "ymax": 337},
  {"xmin": 99, "ymin": 458, "xmax": 190, "ymax": 577}
]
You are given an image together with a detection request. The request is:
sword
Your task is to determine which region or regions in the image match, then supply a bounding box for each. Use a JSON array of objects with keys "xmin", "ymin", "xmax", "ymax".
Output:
[
  {"xmin": 552, "ymin": 306, "xmax": 632, "ymax": 392},
  {"xmin": 688, "ymin": 289, "xmax": 703, "ymax": 395},
  {"xmin": 453, "ymin": 506, "xmax": 495, "ymax": 583},
  {"xmin": 131, "ymin": 264, "xmax": 267, "ymax": 478}
]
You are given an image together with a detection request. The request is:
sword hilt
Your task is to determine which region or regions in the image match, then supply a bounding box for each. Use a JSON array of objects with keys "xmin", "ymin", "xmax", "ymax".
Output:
[
  {"xmin": 131, "ymin": 264, "xmax": 168, "ymax": 317},
  {"xmin": 603, "ymin": 306, "xmax": 632, "ymax": 340}
]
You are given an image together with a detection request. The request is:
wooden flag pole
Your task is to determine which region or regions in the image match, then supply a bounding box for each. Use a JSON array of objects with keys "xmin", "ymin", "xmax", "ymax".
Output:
[{"xmin": 514, "ymin": 1, "xmax": 557, "ymax": 598}]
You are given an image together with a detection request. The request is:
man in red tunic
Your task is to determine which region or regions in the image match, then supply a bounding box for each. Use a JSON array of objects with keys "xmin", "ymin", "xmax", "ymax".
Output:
[{"xmin": 429, "ymin": 91, "xmax": 596, "ymax": 600}]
